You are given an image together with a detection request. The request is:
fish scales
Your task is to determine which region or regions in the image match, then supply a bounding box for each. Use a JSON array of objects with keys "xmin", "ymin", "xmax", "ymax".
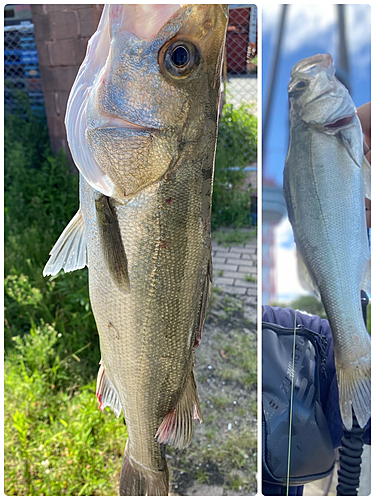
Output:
[
  {"xmin": 44, "ymin": 4, "xmax": 228, "ymax": 495},
  {"xmin": 284, "ymin": 54, "xmax": 371, "ymax": 430}
]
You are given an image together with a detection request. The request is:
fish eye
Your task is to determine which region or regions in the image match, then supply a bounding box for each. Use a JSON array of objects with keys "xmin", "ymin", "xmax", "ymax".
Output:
[
  {"xmin": 295, "ymin": 80, "xmax": 306, "ymax": 89},
  {"xmin": 171, "ymin": 45, "xmax": 189, "ymax": 68},
  {"xmin": 161, "ymin": 40, "xmax": 200, "ymax": 78}
]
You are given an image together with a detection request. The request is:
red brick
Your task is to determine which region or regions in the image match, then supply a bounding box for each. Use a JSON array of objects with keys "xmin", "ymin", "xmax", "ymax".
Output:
[
  {"xmin": 39, "ymin": 65, "xmax": 80, "ymax": 92},
  {"xmin": 46, "ymin": 114, "xmax": 66, "ymax": 138},
  {"xmin": 43, "ymin": 92, "xmax": 70, "ymax": 118},
  {"xmin": 77, "ymin": 6, "xmax": 103, "ymax": 37},
  {"xmin": 48, "ymin": 38, "xmax": 89, "ymax": 67}
]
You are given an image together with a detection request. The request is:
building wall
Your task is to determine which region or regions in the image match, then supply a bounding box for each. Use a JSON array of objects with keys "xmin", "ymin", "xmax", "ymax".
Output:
[{"xmin": 31, "ymin": 4, "xmax": 103, "ymax": 156}]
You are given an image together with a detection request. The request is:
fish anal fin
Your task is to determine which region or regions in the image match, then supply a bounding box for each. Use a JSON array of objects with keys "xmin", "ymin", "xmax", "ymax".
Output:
[
  {"xmin": 297, "ymin": 249, "xmax": 321, "ymax": 300},
  {"xmin": 43, "ymin": 209, "xmax": 87, "ymax": 277},
  {"xmin": 155, "ymin": 370, "xmax": 202, "ymax": 449},
  {"xmin": 195, "ymin": 257, "xmax": 212, "ymax": 348},
  {"xmin": 96, "ymin": 360, "xmax": 122, "ymax": 418}
]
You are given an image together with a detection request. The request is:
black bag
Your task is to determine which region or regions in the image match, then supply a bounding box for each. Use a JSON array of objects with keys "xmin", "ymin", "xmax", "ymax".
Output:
[{"xmin": 262, "ymin": 321, "xmax": 335, "ymax": 486}]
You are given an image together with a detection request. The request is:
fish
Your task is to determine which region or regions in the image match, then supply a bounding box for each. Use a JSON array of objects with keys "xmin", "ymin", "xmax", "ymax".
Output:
[
  {"xmin": 43, "ymin": 4, "xmax": 228, "ymax": 496},
  {"xmin": 283, "ymin": 53, "xmax": 371, "ymax": 430}
]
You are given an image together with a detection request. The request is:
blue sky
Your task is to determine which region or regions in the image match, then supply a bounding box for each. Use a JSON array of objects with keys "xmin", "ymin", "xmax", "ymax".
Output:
[
  {"xmin": 262, "ymin": 4, "xmax": 371, "ymax": 302},
  {"xmin": 262, "ymin": 4, "xmax": 371, "ymax": 186}
]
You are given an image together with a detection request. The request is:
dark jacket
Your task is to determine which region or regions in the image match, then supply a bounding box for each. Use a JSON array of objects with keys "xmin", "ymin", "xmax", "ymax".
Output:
[{"xmin": 262, "ymin": 305, "xmax": 370, "ymax": 495}]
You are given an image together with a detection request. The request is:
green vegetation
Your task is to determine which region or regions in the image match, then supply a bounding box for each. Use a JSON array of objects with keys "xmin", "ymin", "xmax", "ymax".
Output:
[
  {"xmin": 212, "ymin": 227, "xmax": 256, "ymax": 247},
  {"xmin": 5, "ymin": 100, "xmax": 125, "ymax": 495},
  {"xmin": 212, "ymin": 103, "xmax": 257, "ymax": 231},
  {"xmin": 244, "ymin": 274, "xmax": 256, "ymax": 283}
]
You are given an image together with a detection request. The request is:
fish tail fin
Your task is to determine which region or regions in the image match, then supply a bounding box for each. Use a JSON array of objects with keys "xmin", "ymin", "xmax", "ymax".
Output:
[
  {"xmin": 119, "ymin": 441, "xmax": 169, "ymax": 496},
  {"xmin": 155, "ymin": 370, "xmax": 202, "ymax": 449},
  {"xmin": 337, "ymin": 362, "xmax": 371, "ymax": 430}
]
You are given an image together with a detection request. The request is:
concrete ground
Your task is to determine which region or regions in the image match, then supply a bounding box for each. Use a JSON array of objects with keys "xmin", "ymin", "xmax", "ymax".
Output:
[{"xmin": 212, "ymin": 239, "xmax": 257, "ymax": 300}]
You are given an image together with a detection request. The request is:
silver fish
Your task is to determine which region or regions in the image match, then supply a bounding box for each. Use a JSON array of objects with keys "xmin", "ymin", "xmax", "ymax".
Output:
[
  {"xmin": 44, "ymin": 4, "xmax": 228, "ymax": 495},
  {"xmin": 284, "ymin": 53, "xmax": 371, "ymax": 430}
]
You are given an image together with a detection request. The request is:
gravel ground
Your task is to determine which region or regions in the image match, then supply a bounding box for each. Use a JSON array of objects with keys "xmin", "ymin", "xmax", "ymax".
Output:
[{"xmin": 168, "ymin": 289, "xmax": 257, "ymax": 496}]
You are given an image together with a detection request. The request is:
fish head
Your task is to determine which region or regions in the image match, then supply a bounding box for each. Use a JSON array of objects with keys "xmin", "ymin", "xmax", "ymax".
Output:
[
  {"xmin": 288, "ymin": 53, "xmax": 359, "ymax": 134},
  {"xmin": 66, "ymin": 4, "xmax": 228, "ymax": 199}
]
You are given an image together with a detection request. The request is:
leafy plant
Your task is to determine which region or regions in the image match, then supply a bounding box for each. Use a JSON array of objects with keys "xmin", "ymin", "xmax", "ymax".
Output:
[{"xmin": 212, "ymin": 103, "xmax": 257, "ymax": 230}]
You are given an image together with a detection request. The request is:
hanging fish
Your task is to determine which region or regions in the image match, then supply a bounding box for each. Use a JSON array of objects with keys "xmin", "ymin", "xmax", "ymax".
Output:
[
  {"xmin": 284, "ymin": 53, "xmax": 371, "ymax": 430},
  {"xmin": 44, "ymin": 4, "xmax": 228, "ymax": 495}
]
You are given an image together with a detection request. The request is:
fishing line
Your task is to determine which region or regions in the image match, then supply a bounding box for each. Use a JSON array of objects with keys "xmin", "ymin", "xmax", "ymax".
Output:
[{"xmin": 286, "ymin": 310, "xmax": 298, "ymax": 495}]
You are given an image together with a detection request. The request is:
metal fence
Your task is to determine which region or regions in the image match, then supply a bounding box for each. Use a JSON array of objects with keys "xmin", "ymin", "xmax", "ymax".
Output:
[
  {"xmin": 225, "ymin": 5, "xmax": 257, "ymax": 112},
  {"xmin": 4, "ymin": 21, "xmax": 45, "ymax": 118}
]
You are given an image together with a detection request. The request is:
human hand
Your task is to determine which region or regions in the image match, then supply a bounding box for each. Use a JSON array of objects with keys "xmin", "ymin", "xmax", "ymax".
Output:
[{"xmin": 357, "ymin": 102, "xmax": 371, "ymax": 228}]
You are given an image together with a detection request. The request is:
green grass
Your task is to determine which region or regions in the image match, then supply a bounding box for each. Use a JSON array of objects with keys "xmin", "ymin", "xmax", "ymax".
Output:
[
  {"xmin": 5, "ymin": 323, "xmax": 126, "ymax": 496},
  {"xmin": 4, "ymin": 98, "xmax": 125, "ymax": 495},
  {"xmin": 212, "ymin": 228, "xmax": 256, "ymax": 247},
  {"xmin": 244, "ymin": 274, "xmax": 256, "ymax": 283}
]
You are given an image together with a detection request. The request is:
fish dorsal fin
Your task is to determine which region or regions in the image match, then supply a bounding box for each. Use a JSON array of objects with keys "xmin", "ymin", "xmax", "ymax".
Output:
[
  {"xmin": 65, "ymin": 6, "xmax": 116, "ymax": 197},
  {"xmin": 43, "ymin": 210, "xmax": 87, "ymax": 276},
  {"xmin": 297, "ymin": 249, "xmax": 321, "ymax": 300},
  {"xmin": 362, "ymin": 155, "xmax": 371, "ymax": 200},
  {"xmin": 155, "ymin": 369, "xmax": 202, "ymax": 449},
  {"xmin": 96, "ymin": 361, "xmax": 122, "ymax": 418}
]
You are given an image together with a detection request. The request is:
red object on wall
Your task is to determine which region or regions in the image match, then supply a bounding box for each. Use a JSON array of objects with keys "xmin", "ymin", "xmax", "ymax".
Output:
[{"xmin": 226, "ymin": 8, "xmax": 251, "ymax": 73}]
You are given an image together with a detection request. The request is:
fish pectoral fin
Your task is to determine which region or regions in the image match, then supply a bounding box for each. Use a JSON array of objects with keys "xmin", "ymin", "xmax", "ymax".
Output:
[
  {"xmin": 362, "ymin": 155, "xmax": 371, "ymax": 200},
  {"xmin": 297, "ymin": 249, "xmax": 321, "ymax": 300},
  {"xmin": 339, "ymin": 134, "xmax": 361, "ymax": 168},
  {"xmin": 96, "ymin": 361, "xmax": 122, "ymax": 417},
  {"xmin": 43, "ymin": 209, "xmax": 87, "ymax": 276},
  {"xmin": 155, "ymin": 370, "xmax": 202, "ymax": 449},
  {"xmin": 195, "ymin": 257, "xmax": 212, "ymax": 347},
  {"xmin": 95, "ymin": 195, "xmax": 130, "ymax": 292}
]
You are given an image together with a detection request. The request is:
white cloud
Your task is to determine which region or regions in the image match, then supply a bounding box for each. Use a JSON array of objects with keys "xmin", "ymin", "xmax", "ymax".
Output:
[
  {"xmin": 274, "ymin": 217, "xmax": 308, "ymax": 303},
  {"xmin": 263, "ymin": 4, "xmax": 370, "ymax": 67}
]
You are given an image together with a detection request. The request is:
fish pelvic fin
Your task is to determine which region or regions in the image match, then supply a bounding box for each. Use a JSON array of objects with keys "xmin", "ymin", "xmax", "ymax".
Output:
[
  {"xmin": 43, "ymin": 209, "xmax": 87, "ymax": 276},
  {"xmin": 96, "ymin": 360, "xmax": 122, "ymax": 417},
  {"xmin": 336, "ymin": 357, "xmax": 371, "ymax": 429},
  {"xmin": 155, "ymin": 370, "xmax": 202, "ymax": 449},
  {"xmin": 119, "ymin": 441, "xmax": 169, "ymax": 496},
  {"xmin": 296, "ymin": 249, "xmax": 321, "ymax": 300}
]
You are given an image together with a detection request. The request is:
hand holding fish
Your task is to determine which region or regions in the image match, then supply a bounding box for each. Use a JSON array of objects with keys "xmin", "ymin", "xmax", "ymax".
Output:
[{"xmin": 357, "ymin": 102, "xmax": 371, "ymax": 228}]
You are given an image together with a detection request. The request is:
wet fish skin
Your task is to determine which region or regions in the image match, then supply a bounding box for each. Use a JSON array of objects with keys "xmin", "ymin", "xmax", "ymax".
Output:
[
  {"xmin": 44, "ymin": 4, "xmax": 228, "ymax": 496},
  {"xmin": 284, "ymin": 54, "xmax": 371, "ymax": 430}
]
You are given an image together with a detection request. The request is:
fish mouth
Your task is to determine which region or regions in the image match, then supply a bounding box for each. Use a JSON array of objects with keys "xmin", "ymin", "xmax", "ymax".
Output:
[
  {"xmin": 292, "ymin": 53, "xmax": 333, "ymax": 76},
  {"xmin": 324, "ymin": 114, "xmax": 356, "ymax": 131}
]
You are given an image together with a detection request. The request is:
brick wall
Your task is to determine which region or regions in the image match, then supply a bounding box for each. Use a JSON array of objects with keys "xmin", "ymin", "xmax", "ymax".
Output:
[{"xmin": 31, "ymin": 4, "xmax": 103, "ymax": 157}]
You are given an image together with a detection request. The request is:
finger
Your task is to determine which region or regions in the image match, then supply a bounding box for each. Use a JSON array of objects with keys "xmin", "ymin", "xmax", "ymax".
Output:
[{"xmin": 357, "ymin": 102, "xmax": 371, "ymax": 147}]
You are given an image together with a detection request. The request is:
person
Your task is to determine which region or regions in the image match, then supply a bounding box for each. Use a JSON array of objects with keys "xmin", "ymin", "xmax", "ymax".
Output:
[{"xmin": 262, "ymin": 102, "xmax": 371, "ymax": 496}]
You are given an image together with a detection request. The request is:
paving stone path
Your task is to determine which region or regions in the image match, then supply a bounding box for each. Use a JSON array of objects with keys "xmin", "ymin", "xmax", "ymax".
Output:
[{"xmin": 212, "ymin": 239, "xmax": 257, "ymax": 298}]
